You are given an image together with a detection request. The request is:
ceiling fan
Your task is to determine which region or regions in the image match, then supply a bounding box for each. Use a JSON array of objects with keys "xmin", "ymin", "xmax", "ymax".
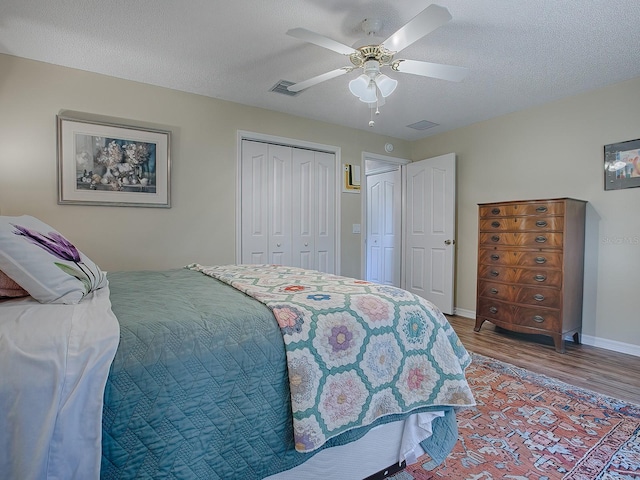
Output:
[{"xmin": 286, "ymin": 4, "xmax": 468, "ymax": 125}]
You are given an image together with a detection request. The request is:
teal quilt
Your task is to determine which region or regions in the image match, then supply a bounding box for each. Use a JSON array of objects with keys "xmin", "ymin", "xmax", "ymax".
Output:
[{"xmin": 101, "ymin": 268, "xmax": 470, "ymax": 479}]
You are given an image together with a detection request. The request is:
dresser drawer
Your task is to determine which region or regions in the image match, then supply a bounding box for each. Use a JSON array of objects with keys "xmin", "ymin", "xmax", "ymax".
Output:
[
  {"xmin": 477, "ymin": 298, "xmax": 561, "ymax": 331},
  {"xmin": 479, "ymin": 202, "xmax": 564, "ymax": 218},
  {"xmin": 479, "ymin": 216, "xmax": 563, "ymax": 232},
  {"xmin": 477, "ymin": 297, "xmax": 512, "ymax": 323},
  {"xmin": 511, "ymin": 305, "xmax": 561, "ymax": 330},
  {"xmin": 479, "ymin": 232, "xmax": 563, "ymax": 247},
  {"xmin": 478, "ymin": 280, "xmax": 561, "ymax": 308},
  {"xmin": 478, "ymin": 248, "xmax": 562, "ymax": 268},
  {"xmin": 478, "ymin": 264, "xmax": 562, "ymax": 288}
]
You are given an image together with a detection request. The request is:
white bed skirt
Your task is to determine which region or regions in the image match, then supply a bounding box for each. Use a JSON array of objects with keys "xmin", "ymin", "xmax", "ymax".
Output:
[{"xmin": 265, "ymin": 410, "xmax": 444, "ymax": 480}]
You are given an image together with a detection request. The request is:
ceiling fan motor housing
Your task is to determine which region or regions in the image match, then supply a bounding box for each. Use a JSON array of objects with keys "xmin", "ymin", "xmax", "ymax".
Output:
[{"xmin": 350, "ymin": 45, "xmax": 395, "ymax": 68}]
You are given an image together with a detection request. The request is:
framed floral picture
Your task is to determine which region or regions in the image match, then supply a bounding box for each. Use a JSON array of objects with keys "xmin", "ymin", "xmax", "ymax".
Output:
[
  {"xmin": 57, "ymin": 115, "xmax": 171, "ymax": 207},
  {"xmin": 604, "ymin": 138, "xmax": 640, "ymax": 191}
]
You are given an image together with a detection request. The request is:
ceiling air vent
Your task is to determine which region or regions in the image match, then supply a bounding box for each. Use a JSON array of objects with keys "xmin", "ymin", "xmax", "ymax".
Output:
[
  {"xmin": 407, "ymin": 120, "xmax": 439, "ymax": 131},
  {"xmin": 270, "ymin": 80, "xmax": 300, "ymax": 97}
]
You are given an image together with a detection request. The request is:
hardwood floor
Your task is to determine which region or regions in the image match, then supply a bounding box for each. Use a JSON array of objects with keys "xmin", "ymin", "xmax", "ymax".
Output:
[{"xmin": 447, "ymin": 315, "xmax": 640, "ymax": 406}]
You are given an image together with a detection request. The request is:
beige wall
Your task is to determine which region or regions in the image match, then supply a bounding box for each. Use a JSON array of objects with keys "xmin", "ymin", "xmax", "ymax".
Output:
[
  {"xmin": 0, "ymin": 54, "xmax": 410, "ymax": 279},
  {"xmin": 1, "ymin": 53, "xmax": 638, "ymax": 350},
  {"xmin": 411, "ymin": 76, "xmax": 640, "ymax": 349}
]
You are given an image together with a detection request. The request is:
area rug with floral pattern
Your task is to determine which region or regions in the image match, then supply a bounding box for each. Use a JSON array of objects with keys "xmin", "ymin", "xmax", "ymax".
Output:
[{"xmin": 391, "ymin": 353, "xmax": 640, "ymax": 480}]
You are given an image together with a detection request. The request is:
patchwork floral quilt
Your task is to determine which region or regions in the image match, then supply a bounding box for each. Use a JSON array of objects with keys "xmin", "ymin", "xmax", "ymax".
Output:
[{"xmin": 187, "ymin": 264, "xmax": 475, "ymax": 453}]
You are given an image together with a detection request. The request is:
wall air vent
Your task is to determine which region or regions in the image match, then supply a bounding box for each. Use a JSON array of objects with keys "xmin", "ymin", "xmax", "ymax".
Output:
[
  {"xmin": 406, "ymin": 120, "xmax": 439, "ymax": 131},
  {"xmin": 270, "ymin": 80, "xmax": 300, "ymax": 97}
]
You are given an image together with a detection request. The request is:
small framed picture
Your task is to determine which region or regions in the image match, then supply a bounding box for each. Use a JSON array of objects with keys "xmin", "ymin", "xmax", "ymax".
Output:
[
  {"xmin": 343, "ymin": 164, "xmax": 361, "ymax": 193},
  {"xmin": 57, "ymin": 115, "xmax": 171, "ymax": 207},
  {"xmin": 604, "ymin": 138, "xmax": 640, "ymax": 191}
]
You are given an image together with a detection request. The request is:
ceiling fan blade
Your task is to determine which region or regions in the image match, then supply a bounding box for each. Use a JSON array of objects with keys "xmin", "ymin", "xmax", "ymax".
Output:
[
  {"xmin": 382, "ymin": 4, "xmax": 452, "ymax": 53},
  {"xmin": 393, "ymin": 59, "xmax": 468, "ymax": 82},
  {"xmin": 287, "ymin": 67, "xmax": 352, "ymax": 92},
  {"xmin": 287, "ymin": 28, "xmax": 356, "ymax": 56}
]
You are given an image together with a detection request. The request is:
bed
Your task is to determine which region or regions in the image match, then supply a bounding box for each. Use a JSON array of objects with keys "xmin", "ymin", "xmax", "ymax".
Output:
[{"xmin": 0, "ymin": 215, "xmax": 475, "ymax": 479}]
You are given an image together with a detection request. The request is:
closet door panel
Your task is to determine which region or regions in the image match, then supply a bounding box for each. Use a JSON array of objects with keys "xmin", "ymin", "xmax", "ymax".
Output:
[
  {"xmin": 315, "ymin": 151, "xmax": 336, "ymax": 274},
  {"xmin": 292, "ymin": 148, "xmax": 315, "ymax": 269},
  {"xmin": 241, "ymin": 141, "xmax": 269, "ymax": 264},
  {"xmin": 268, "ymin": 144, "xmax": 292, "ymax": 266}
]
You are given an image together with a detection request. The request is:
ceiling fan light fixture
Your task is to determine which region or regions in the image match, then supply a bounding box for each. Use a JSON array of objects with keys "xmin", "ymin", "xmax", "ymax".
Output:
[
  {"xmin": 349, "ymin": 75, "xmax": 378, "ymax": 103},
  {"xmin": 348, "ymin": 74, "xmax": 370, "ymax": 98},
  {"xmin": 374, "ymin": 74, "xmax": 398, "ymax": 97},
  {"xmin": 360, "ymin": 81, "xmax": 378, "ymax": 103}
]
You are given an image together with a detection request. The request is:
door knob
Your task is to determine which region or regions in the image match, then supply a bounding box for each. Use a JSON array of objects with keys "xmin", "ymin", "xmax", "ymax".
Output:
[{"xmin": 444, "ymin": 239, "xmax": 455, "ymax": 245}]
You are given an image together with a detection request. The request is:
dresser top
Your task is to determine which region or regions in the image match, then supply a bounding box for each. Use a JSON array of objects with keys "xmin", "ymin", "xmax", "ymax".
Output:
[{"xmin": 478, "ymin": 197, "xmax": 587, "ymax": 206}]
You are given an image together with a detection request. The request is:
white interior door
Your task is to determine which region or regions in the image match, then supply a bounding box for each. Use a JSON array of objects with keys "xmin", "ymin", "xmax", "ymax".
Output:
[
  {"xmin": 366, "ymin": 169, "xmax": 401, "ymax": 286},
  {"xmin": 403, "ymin": 153, "xmax": 456, "ymax": 314}
]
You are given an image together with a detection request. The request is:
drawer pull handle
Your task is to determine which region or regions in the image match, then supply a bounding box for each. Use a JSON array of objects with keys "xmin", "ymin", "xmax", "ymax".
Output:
[
  {"xmin": 490, "ymin": 254, "xmax": 500, "ymax": 261},
  {"xmin": 534, "ymin": 274, "xmax": 547, "ymax": 282},
  {"xmin": 489, "ymin": 307, "xmax": 498, "ymax": 314},
  {"xmin": 490, "ymin": 270, "xmax": 500, "ymax": 277},
  {"xmin": 535, "ymin": 256, "xmax": 547, "ymax": 264},
  {"xmin": 491, "ymin": 235, "xmax": 500, "ymax": 242},
  {"xmin": 491, "ymin": 221, "xmax": 500, "ymax": 228},
  {"xmin": 490, "ymin": 288, "xmax": 499, "ymax": 294},
  {"xmin": 536, "ymin": 206, "xmax": 548, "ymax": 213},
  {"xmin": 491, "ymin": 208, "xmax": 500, "ymax": 215},
  {"xmin": 536, "ymin": 220, "xmax": 548, "ymax": 227},
  {"xmin": 533, "ymin": 294, "xmax": 545, "ymax": 301},
  {"xmin": 535, "ymin": 236, "xmax": 547, "ymax": 243},
  {"xmin": 533, "ymin": 315, "xmax": 545, "ymax": 323}
]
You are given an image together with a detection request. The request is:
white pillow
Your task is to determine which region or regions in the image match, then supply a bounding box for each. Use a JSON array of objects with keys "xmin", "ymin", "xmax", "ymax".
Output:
[{"xmin": 0, "ymin": 215, "xmax": 107, "ymax": 304}]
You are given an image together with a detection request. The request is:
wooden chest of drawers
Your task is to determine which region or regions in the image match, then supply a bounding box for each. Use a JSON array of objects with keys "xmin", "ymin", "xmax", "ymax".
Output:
[{"xmin": 474, "ymin": 198, "xmax": 587, "ymax": 353}]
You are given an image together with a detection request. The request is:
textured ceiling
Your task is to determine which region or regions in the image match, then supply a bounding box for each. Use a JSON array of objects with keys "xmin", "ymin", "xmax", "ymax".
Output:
[{"xmin": 1, "ymin": 0, "xmax": 639, "ymax": 140}]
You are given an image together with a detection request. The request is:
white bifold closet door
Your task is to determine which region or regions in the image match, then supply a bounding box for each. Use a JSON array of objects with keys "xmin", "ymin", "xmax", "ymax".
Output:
[{"xmin": 241, "ymin": 140, "xmax": 336, "ymax": 273}]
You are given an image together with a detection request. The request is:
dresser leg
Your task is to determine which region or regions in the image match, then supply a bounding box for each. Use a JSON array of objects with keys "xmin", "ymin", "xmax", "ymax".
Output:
[
  {"xmin": 552, "ymin": 334, "xmax": 565, "ymax": 354},
  {"xmin": 573, "ymin": 332, "xmax": 581, "ymax": 345},
  {"xmin": 474, "ymin": 318, "xmax": 485, "ymax": 332}
]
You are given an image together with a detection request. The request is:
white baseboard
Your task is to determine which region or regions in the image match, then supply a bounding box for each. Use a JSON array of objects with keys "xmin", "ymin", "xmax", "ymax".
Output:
[
  {"xmin": 453, "ymin": 307, "xmax": 475, "ymax": 319},
  {"xmin": 452, "ymin": 307, "xmax": 640, "ymax": 358},
  {"xmin": 580, "ymin": 334, "xmax": 640, "ymax": 357}
]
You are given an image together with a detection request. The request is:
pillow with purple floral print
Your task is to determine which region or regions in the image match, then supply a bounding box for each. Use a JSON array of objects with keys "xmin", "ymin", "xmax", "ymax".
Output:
[{"xmin": 0, "ymin": 215, "xmax": 107, "ymax": 304}]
